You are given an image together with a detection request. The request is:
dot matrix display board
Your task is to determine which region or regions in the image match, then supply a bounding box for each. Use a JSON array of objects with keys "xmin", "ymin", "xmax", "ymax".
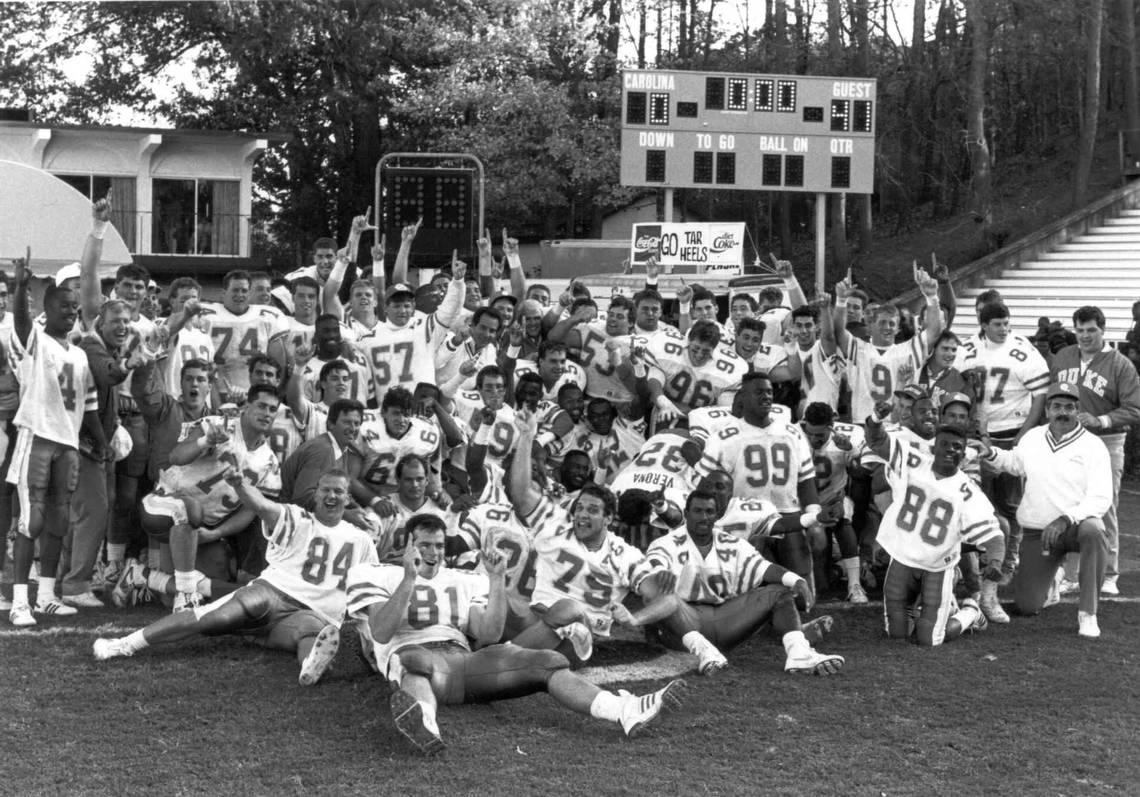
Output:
[{"xmin": 620, "ymin": 69, "xmax": 876, "ymax": 194}]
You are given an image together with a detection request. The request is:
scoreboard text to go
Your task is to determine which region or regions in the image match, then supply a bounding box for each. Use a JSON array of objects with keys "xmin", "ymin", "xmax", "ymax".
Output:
[{"xmin": 619, "ymin": 69, "xmax": 877, "ymax": 194}]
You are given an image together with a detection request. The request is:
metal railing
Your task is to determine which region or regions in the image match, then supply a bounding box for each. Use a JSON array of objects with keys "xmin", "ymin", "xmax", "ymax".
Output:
[{"xmin": 110, "ymin": 211, "xmax": 250, "ymax": 257}]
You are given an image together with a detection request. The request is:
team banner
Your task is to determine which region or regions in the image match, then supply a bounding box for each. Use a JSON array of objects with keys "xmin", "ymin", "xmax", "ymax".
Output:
[{"xmin": 630, "ymin": 222, "xmax": 745, "ymax": 274}]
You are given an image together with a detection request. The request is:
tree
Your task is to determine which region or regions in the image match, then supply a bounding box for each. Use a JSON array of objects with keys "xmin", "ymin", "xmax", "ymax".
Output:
[
  {"xmin": 964, "ymin": 0, "xmax": 993, "ymax": 246},
  {"xmin": 1074, "ymin": 0, "xmax": 1105, "ymax": 206}
]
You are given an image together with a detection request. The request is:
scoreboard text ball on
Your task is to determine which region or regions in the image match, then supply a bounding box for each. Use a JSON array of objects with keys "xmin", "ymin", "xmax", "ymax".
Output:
[{"xmin": 620, "ymin": 69, "xmax": 877, "ymax": 194}]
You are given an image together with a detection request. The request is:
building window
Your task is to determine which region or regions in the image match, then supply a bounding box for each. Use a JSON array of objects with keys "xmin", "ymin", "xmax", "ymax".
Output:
[
  {"xmin": 53, "ymin": 174, "xmax": 137, "ymax": 251},
  {"xmin": 152, "ymin": 178, "xmax": 240, "ymax": 255}
]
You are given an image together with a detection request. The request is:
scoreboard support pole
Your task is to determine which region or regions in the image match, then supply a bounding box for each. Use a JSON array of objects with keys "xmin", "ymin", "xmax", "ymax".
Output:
[
  {"xmin": 814, "ymin": 191, "xmax": 826, "ymax": 295},
  {"xmin": 663, "ymin": 187, "xmax": 675, "ymax": 222}
]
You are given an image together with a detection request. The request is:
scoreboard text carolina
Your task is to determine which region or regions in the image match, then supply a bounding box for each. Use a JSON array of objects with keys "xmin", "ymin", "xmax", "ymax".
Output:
[{"xmin": 619, "ymin": 69, "xmax": 877, "ymax": 194}]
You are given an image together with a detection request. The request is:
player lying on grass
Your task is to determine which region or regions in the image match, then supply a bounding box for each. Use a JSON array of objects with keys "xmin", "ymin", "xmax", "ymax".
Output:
[
  {"xmin": 94, "ymin": 470, "xmax": 378, "ymax": 686},
  {"xmin": 611, "ymin": 486, "xmax": 845, "ymax": 677},
  {"xmin": 346, "ymin": 515, "xmax": 688, "ymax": 754},
  {"xmin": 865, "ymin": 402, "xmax": 1005, "ymax": 646}
]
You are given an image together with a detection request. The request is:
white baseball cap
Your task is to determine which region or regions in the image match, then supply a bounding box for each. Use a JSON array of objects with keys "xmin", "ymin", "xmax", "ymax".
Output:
[{"xmin": 55, "ymin": 262, "xmax": 81, "ymax": 286}]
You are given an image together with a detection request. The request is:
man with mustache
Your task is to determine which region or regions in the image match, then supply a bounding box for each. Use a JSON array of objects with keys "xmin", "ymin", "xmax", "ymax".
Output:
[{"xmin": 978, "ymin": 382, "xmax": 1113, "ymax": 638}]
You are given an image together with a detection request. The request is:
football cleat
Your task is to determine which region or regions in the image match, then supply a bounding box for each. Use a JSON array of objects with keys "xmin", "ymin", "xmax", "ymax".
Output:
[
  {"xmin": 847, "ymin": 583, "xmax": 869, "ymax": 605},
  {"xmin": 111, "ymin": 559, "xmax": 148, "ymax": 609},
  {"xmin": 62, "ymin": 591, "xmax": 104, "ymax": 609},
  {"xmin": 979, "ymin": 584, "xmax": 1010, "ymax": 624},
  {"xmin": 93, "ymin": 637, "xmax": 134, "ymax": 661},
  {"xmin": 172, "ymin": 591, "xmax": 203, "ymax": 614},
  {"xmin": 785, "ymin": 648, "xmax": 845, "ymax": 676},
  {"xmin": 620, "ymin": 679, "xmax": 688, "ymax": 738},
  {"xmin": 298, "ymin": 624, "xmax": 340, "ymax": 687},
  {"xmin": 559, "ymin": 621, "xmax": 594, "ymax": 662},
  {"xmin": 9, "ymin": 603, "xmax": 35, "ymax": 627},
  {"xmin": 34, "ymin": 599, "xmax": 78, "ymax": 617},
  {"xmin": 1058, "ymin": 578, "xmax": 1080, "ymax": 596},
  {"xmin": 1101, "ymin": 576, "xmax": 1120, "ymax": 596},
  {"xmin": 390, "ymin": 688, "xmax": 445, "ymax": 754},
  {"xmin": 1078, "ymin": 611, "xmax": 1101, "ymax": 639}
]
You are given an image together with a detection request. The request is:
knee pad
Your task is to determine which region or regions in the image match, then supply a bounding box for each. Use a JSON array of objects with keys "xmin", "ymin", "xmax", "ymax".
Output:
[{"xmin": 399, "ymin": 646, "xmax": 438, "ymax": 679}]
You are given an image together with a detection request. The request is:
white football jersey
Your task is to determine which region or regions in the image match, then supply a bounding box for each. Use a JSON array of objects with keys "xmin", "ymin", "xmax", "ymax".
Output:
[
  {"xmin": 808, "ymin": 421, "xmax": 868, "ymax": 509},
  {"xmin": 523, "ymin": 495, "xmax": 644, "ymax": 636},
  {"xmin": 347, "ymin": 564, "xmax": 489, "ymax": 676},
  {"xmin": 713, "ymin": 497, "xmax": 783, "ymax": 542},
  {"xmin": 953, "ymin": 335, "xmax": 1049, "ymax": 435},
  {"xmin": 796, "ymin": 340, "xmax": 844, "ymax": 410},
  {"xmin": 635, "ymin": 529, "xmax": 772, "ymax": 605},
  {"xmin": 10, "ymin": 326, "xmax": 97, "ymax": 447},
  {"xmin": 744, "ymin": 341, "xmax": 789, "ymax": 375},
  {"xmin": 300, "ymin": 349, "xmax": 375, "ymax": 407},
  {"xmin": 610, "ymin": 431, "xmax": 698, "ymax": 497},
  {"xmin": 547, "ymin": 415, "xmax": 646, "ymax": 484},
  {"xmin": 374, "ymin": 496, "xmax": 449, "ymax": 562},
  {"xmin": 646, "ymin": 330, "xmax": 745, "ymax": 413},
  {"xmin": 454, "ymin": 502, "xmax": 537, "ymax": 618},
  {"xmin": 573, "ymin": 322, "xmax": 634, "ymax": 404},
  {"xmin": 878, "ymin": 459, "xmax": 1001, "ymax": 572},
  {"xmin": 696, "ymin": 418, "xmax": 814, "ymax": 512},
  {"xmin": 450, "ymin": 390, "xmax": 519, "ymax": 471},
  {"xmin": 359, "ymin": 416, "xmax": 442, "ymax": 491},
  {"xmin": 359, "ymin": 284, "xmax": 462, "ymax": 400},
  {"xmin": 160, "ymin": 322, "xmax": 215, "ymax": 402},
  {"xmin": 200, "ymin": 303, "xmax": 289, "ymax": 392},
  {"xmin": 261, "ymin": 504, "xmax": 379, "ymax": 625},
  {"xmin": 268, "ymin": 405, "xmax": 305, "ymax": 463},
  {"xmin": 514, "ymin": 359, "xmax": 587, "ymax": 402},
  {"xmin": 845, "ymin": 336, "xmax": 926, "ymax": 423},
  {"xmin": 150, "ymin": 417, "xmax": 281, "ymax": 526}
]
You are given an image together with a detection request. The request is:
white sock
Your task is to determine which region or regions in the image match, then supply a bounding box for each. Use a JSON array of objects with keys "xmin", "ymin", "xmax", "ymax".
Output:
[
  {"xmin": 952, "ymin": 604, "xmax": 979, "ymax": 629},
  {"xmin": 13, "ymin": 583, "xmax": 28, "ymax": 606},
  {"xmin": 681, "ymin": 630, "xmax": 711, "ymax": 655},
  {"xmin": 106, "ymin": 543, "xmax": 127, "ymax": 564},
  {"xmin": 840, "ymin": 557, "xmax": 860, "ymax": 588},
  {"xmin": 782, "ymin": 630, "xmax": 808, "ymax": 657},
  {"xmin": 421, "ymin": 703, "xmax": 440, "ymax": 735},
  {"xmin": 124, "ymin": 629, "xmax": 149, "ymax": 653},
  {"xmin": 38, "ymin": 576, "xmax": 56, "ymax": 603},
  {"xmin": 147, "ymin": 571, "xmax": 173, "ymax": 594},
  {"xmin": 174, "ymin": 570, "xmax": 197, "ymax": 593},
  {"xmin": 196, "ymin": 575, "xmax": 212, "ymax": 598},
  {"xmin": 588, "ymin": 691, "xmax": 625, "ymax": 723}
]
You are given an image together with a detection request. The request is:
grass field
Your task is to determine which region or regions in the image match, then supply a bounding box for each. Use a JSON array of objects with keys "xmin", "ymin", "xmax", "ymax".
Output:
[{"xmin": 4, "ymin": 495, "xmax": 1140, "ymax": 796}]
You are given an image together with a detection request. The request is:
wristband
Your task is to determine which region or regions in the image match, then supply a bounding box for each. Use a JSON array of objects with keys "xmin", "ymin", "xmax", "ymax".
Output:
[
  {"xmin": 654, "ymin": 394, "xmax": 673, "ymax": 411},
  {"xmin": 781, "ymin": 572, "xmax": 801, "ymax": 588},
  {"xmin": 472, "ymin": 424, "xmax": 493, "ymax": 446},
  {"xmin": 645, "ymin": 277, "xmax": 658, "ymax": 289},
  {"xmin": 836, "ymin": 298, "xmax": 848, "ymax": 309},
  {"xmin": 506, "ymin": 344, "xmax": 521, "ymax": 359},
  {"xmin": 633, "ymin": 362, "xmax": 648, "ymax": 379},
  {"xmin": 799, "ymin": 512, "xmax": 819, "ymax": 529},
  {"xmin": 1098, "ymin": 415, "xmax": 1112, "ymax": 429},
  {"xmin": 91, "ymin": 219, "xmax": 110, "ymax": 240},
  {"xmin": 197, "ymin": 435, "xmax": 211, "ymax": 451},
  {"xmin": 506, "ymin": 252, "xmax": 522, "ymax": 273}
]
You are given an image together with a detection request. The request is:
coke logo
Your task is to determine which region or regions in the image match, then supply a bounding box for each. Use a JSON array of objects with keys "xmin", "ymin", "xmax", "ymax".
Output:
[
  {"xmin": 710, "ymin": 234, "xmax": 736, "ymax": 252},
  {"xmin": 634, "ymin": 235, "xmax": 660, "ymax": 249}
]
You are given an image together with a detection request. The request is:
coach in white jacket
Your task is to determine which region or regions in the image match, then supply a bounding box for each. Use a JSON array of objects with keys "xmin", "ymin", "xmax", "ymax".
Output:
[{"xmin": 979, "ymin": 381, "xmax": 1112, "ymax": 638}]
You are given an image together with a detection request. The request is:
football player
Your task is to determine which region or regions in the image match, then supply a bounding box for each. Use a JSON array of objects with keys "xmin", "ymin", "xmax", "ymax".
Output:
[
  {"xmin": 358, "ymin": 386, "xmax": 442, "ymax": 496},
  {"xmin": 617, "ymin": 489, "xmax": 844, "ymax": 676},
  {"xmin": 644, "ymin": 320, "xmax": 745, "ymax": 426},
  {"xmin": 95, "ymin": 470, "xmax": 378, "ymax": 686},
  {"xmin": 347, "ymin": 514, "xmax": 687, "ymax": 753},
  {"xmin": 867, "ymin": 404, "xmax": 1004, "ymax": 646},
  {"xmin": 200, "ymin": 270, "xmax": 289, "ymax": 400},
  {"xmin": 547, "ymin": 294, "xmax": 637, "ymax": 407},
  {"xmin": 297, "ymin": 314, "xmax": 373, "ymax": 406}
]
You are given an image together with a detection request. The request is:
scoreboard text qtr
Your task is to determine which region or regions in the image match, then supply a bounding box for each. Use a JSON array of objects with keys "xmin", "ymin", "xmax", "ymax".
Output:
[{"xmin": 619, "ymin": 70, "xmax": 877, "ymax": 194}]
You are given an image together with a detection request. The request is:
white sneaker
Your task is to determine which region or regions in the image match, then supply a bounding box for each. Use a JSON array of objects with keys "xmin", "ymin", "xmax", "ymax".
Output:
[
  {"xmin": 847, "ymin": 583, "xmax": 869, "ymax": 605},
  {"xmin": 172, "ymin": 591, "xmax": 202, "ymax": 613},
  {"xmin": 695, "ymin": 643, "xmax": 728, "ymax": 676},
  {"xmin": 298, "ymin": 624, "xmax": 340, "ymax": 687},
  {"xmin": 1078, "ymin": 611, "xmax": 1101, "ymax": 639},
  {"xmin": 93, "ymin": 637, "xmax": 134, "ymax": 660},
  {"xmin": 1101, "ymin": 576, "xmax": 1120, "ymax": 596},
  {"xmin": 961, "ymin": 598, "xmax": 987, "ymax": 633},
  {"xmin": 1059, "ymin": 578, "xmax": 1081, "ymax": 595},
  {"xmin": 62, "ymin": 591, "xmax": 105, "ymax": 609},
  {"xmin": 619, "ymin": 679, "xmax": 687, "ymax": 737},
  {"xmin": 785, "ymin": 648, "xmax": 845, "ymax": 676},
  {"xmin": 9, "ymin": 602, "xmax": 35, "ymax": 627},
  {"xmin": 558, "ymin": 621, "xmax": 593, "ymax": 661},
  {"xmin": 34, "ymin": 598, "xmax": 78, "ymax": 617},
  {"xmin": 390, "ymin": 688, "xmax": 445, "ymax": 754}
]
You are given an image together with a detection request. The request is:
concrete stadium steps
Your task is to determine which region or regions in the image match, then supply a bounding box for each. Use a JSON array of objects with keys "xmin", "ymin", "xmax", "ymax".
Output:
[{"xmin": 955, "ymin": 208, "xmax": 1140, "ymax": 341}]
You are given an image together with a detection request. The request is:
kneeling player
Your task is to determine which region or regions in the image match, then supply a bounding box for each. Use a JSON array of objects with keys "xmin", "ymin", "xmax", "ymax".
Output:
[
  {"xmin": 867, "ymin": 405, "xmax": 1005, "ymax": 646},
  {"xmin": 615, "ymin": 490, "xmax": 844, "ymax": 676},
  {"xmin": 347, "ymin": 516, "xmax": 687, "ymax": 754},
  {"xmin": 94, "ymin": 470, "xmax": 378, "ymax": 686}
]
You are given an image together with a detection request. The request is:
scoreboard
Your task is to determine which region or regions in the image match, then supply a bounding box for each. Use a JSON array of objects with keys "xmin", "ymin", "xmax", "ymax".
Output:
[
  {"xmin": 620, "ymin": 69, "xmax": 876, "ymax": 194},
  {"xmin": 375, "ymin": 164, "xmax": 478, "ymax": 268}
]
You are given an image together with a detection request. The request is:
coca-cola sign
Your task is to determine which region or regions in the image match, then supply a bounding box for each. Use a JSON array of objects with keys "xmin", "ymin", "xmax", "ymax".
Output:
[
  {"xmin": 630, "ymin": 222, "xmax": 744, "ymax": 274},
  {"xmin": 634, "ymin": 235, "xmax": 660, "ymax": 250},
  {"xmin": 710, "ymin": 233, "xmax": 736, "ymax": 252}
]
